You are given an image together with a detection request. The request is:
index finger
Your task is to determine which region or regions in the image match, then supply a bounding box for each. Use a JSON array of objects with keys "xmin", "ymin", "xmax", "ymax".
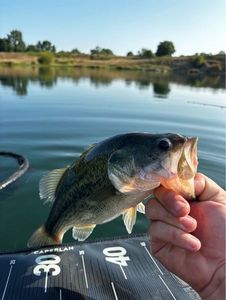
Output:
[{"xmin": 153, "ymin": 186, "xmax": 190, "ymax": 217}]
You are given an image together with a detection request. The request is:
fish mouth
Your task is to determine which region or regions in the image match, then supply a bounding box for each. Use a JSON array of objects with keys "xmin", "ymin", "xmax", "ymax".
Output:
[
  {"xmin": 178, "ymin": 136, "xmax": 198, "ymax": 179},
  {"xmin": 144, "ymin": 136, "xmax": 198, "ymax": 181},
  {"xmin": 109, "ymin": 136, "xmax": 198, "ymax": 198},
  {"xmin": 161, "ymin": 136, "xmax": 198, "ymax": 199}
]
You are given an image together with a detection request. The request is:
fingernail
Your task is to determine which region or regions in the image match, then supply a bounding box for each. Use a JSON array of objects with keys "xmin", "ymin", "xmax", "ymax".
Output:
[
  {"xmin": 174, "ymin": 200, "xmax": 188, "ymax": 214},
  {"xmin": 194, "ymin": 174, "xmax": 205, "ymax": 196},
  {"xmin": 180, "ymin": 216, "xmax": 196, "ymax": 231},
  {"xmin": 174, "ymin": 201, "xmax": 183, "ymax": 212},
  {"xmin": 187, "ymin": 235, "xmax": 200, "ymax": 251}
]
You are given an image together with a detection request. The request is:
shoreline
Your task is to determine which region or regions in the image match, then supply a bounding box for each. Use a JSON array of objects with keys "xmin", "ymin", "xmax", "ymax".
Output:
[
  {"xmin": 0, "ymin": 63, "xmax": 224, "ymax": 91},
  {"xmin": 0, "ymin": 52, "xmax": 224, "ymax": 75}
]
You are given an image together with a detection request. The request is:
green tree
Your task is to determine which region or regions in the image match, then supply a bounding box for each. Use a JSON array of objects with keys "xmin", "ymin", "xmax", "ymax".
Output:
[
  {"xmin": 38, "ymin": 52, "xmax": 54, "ymax": 65},
  {"xmin": 156, "ymin": 41, "xmax": 175, "ymax": 56},
  {"xmin": 0, "ymin": 38, "xmax": 11, "ymax": 51},
  {"xmin": 127, "ymin": 51, "xmax": 134, "ymax": 57},
  {"xmin": 138, "ymin": 48, "xmax": 154, "ymax": 58},
  {"xmin": 36, "ymin": 41, "xmax": 42, "ymax": 51},
  {"xmin": 90, "ymin": 46, "xmax": 101, "ymax": 55},
  {"xmin": 41, "ymin": 40, "xmax": 54, "ymax": 52},
  {"xmin": 36, "ymin": 40, "xmax": 56, "ymax": 52},
  {"xmin": 192, "ymin": 54, "xmax": 206, "ymax": 68},
  {"xmin": 90, "ymin": 46, "xmax": 113, "ymax": 56},
  {"xmin": 42, "ymin": 40, "xmax": 51, "ymax": 51},
  {"xmin": 90, "ymin": 46, "xmax": 114, "ymax": 59},
  {"xmin": 26, "ymin": 44, "xmax": 38, "ymax": 52},
  {"xmin": 7, "ymin": 30, "xmax": 26, "ymax": 52},
  {"xmin": 101, "ymin": 48, "xmax": 114, "ymax": 55},
  {"xmin": 71, "ymin": 48, "xmax": 80, "ymax": 54}
]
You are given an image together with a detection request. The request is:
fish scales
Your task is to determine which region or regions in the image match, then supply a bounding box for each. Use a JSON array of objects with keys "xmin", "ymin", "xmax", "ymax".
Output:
[{"xmin": 28, "ymin": 132, "xmax": 198, "ymax": 247}]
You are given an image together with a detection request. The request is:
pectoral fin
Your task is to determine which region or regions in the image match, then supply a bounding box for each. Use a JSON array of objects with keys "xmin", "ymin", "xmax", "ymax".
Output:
[
  {"xmin": 108, "ymin": 149, "xmax": 139, "ymax": 194},
  {"xmin": 109, "ymin": 173, "xmax": 138, "ymax": 194},
  {"xmin": 122, "ymin": 207, "xmax": 137, "ymax": 234},
  {"xmin": 72, "ymin": 225, "xmax": 96, "ymax": 241}
]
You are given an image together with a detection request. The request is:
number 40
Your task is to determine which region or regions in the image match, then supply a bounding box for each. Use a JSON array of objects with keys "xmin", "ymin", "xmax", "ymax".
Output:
[{"xmin": 103, "ymin": 247, "xmax": 130, "ymax": 267}]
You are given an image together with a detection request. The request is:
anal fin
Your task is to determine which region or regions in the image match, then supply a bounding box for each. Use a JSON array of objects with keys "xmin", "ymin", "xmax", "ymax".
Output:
[
  {"xmin": 122, "ymin": 207, "xmax": 137, "ymax": 234},
  {"xmin": 72, "ymin": 224, "xmax": 96, "ymax": 241}
]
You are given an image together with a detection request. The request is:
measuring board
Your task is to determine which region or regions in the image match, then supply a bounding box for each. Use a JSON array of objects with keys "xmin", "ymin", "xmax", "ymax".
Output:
[{"xmin": 0, "ymin": 235, "xmax": 200, "ymax": 300}]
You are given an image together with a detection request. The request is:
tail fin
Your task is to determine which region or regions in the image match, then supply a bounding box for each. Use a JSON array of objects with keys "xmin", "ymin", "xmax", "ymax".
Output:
[{"xmin": 27, "ymin": 225, "xmax": 61, "ymax": 248}]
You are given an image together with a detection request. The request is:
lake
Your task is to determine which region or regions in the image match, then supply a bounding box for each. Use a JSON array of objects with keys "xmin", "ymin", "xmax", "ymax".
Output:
[{"xmin": 0, "ymin": 66, "xmax": 225, "ymax": 252}]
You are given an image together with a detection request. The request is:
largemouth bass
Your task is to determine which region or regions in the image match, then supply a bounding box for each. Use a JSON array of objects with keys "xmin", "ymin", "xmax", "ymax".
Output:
[{"xmin": 28, "ymin": 132, "xmax": 198, "ymax": 247}]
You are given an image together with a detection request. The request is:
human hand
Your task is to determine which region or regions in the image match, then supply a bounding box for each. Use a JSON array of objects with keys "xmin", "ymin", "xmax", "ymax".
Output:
[{"xmin": 145, "ymin": 173, "xmax": 226, "ymax": 299}]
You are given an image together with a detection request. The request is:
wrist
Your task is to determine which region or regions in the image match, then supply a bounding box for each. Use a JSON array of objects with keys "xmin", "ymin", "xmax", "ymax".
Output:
[{"xmin": 199, "ymin": 264, "xmax": 225, "ymax": 300}]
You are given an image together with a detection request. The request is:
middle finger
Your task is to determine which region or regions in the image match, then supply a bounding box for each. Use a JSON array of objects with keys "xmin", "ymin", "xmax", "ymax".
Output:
[{"xmin": 145, "ymin": 199, "xmax": 197, "ymax": 233}]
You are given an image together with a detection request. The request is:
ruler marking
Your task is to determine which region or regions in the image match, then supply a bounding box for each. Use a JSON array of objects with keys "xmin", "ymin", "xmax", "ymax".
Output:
[
  {"xmin": 119, "ymin": 264, "xmax": 127, "ymax": 280},
  {"xmin": 140, "ymin": 242, "xmax": 164, "ymax": 275},
  {"xmin": 59, "ymin": 288, "xmax": 62, "ymax": 300},
  {"xmin": 158, "ymin": 275, "xmax": 177, "ymax": 300},
  {"xmin": 1, "ymin": 265, "xmax": 13, "ymax": 300},
  {"xmin": 111, "ymin": 282, "xmax": 118, "ymax": 300},
  {"xmin": 44, "ymin": 271, "xmax": 48, "ymax": 293},
  {"xmin": 81, "ymin": 253, "xmax": 89, "ymax": 288}
]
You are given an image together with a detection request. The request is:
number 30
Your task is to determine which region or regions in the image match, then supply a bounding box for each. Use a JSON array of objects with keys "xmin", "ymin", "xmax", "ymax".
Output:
[{"xmin": 33, "ymin": 254, "xmax": 61, "ymax": 276}]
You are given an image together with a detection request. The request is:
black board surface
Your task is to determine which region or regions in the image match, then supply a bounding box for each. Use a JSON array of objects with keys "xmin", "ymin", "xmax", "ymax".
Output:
[{"xmin": 0, "ymin": 235, "xmax": 200, "ymax": 300}]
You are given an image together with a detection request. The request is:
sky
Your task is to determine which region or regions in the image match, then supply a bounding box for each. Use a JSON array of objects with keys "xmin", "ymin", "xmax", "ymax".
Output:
[{"xmin": 0, "ymin": 0, "xmax": 225, "ymax": 56}]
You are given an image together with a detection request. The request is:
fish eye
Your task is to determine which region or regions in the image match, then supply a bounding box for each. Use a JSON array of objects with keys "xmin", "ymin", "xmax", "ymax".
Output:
[{"xmin": 158, "ymin": 138, "xmax": 172, "ymax": 150}]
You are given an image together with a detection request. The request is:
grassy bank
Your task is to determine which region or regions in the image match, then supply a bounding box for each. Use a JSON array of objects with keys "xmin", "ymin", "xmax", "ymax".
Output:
[{"xmin": 0, "ymin": 52, "xmax": 224, "ymax": 75}]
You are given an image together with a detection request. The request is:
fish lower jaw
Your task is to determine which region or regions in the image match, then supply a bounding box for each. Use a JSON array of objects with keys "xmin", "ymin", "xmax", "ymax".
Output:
[
  {"xmin": 148, "ymin": 170, "xmax": 177, "ymax": 181},
  {"xmin": 160, "ymin": 176, "xmax": 195, "ymax": 200}
]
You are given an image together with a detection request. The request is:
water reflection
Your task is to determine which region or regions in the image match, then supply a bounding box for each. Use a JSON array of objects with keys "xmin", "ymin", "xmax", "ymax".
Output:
[
  {"xmin": 38, "ymin": 67, "xmax": 57, "ymax": 88},
  {"xmin": 153, "ymin": 80, "xmax": 170, "ymax": 97},
  {"xmin": 0, "ymin": 75, "xmax": 28, "ymax": 95},
  {"xmin": 0, "ymin": 66, "xmax": 224, "ymax": 96},
  {"xmin": 89, "ymin": 74, "xmax": 112, "ymax": 87}
]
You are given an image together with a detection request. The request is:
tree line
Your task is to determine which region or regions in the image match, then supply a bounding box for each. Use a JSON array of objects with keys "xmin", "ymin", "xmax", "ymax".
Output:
[
  {"xmin": 128, "ymin": 41, "xmax": 175, "ymax": 58},
  {"xmin": 0, "ymin": 30, "xmax": 56, "ymax": 53},
  {"xmin": 0, "ymin": 30, "xmax": 175, "ymax": 57}
]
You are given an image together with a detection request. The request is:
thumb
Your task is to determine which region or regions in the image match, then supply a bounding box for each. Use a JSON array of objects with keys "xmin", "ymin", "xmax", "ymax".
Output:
[{"xmin": 195, "ymin": 172, "xmax": 225, "ymax": 202}]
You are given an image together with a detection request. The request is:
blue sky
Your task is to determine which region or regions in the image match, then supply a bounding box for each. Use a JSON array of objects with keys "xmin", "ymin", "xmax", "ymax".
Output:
[{"xmin": 0, "ymin": 0, "xmax": 225, "ymax": 55}]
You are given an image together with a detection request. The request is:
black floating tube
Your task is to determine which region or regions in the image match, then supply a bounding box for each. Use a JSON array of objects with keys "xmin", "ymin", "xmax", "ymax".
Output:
[{"xmin": 0, "ymin": 151, "xmax": 29, "ymax": 190}]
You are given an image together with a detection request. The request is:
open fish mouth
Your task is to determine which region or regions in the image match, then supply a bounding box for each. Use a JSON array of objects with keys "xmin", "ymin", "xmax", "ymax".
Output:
[
  {"xmin": 143, "ymin": 136, "xmax": 198, "ymax": 181},
  {"xmin": 161, "ymin": 136, "xmax": 198, "ymax": 199},
  {"xmin": 108, "ymin": 135, "xmax": 198, "ymax": 198},
  {"xmin": 177, "ymin": 136, "xmax": 198, "ymax": 180}
]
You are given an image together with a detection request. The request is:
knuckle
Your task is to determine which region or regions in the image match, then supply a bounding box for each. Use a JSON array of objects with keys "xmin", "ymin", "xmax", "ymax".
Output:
[
  {"xmin": 155, "ymin": 189, "xmax": 177, "ymax": 207},
  {"xmin": 163, "ymin": 191, "xmax": 177, "ymax": 203},
  {"xmin": 171, "ymin": 227, "xmax": 179, "ymax": 241},
  {"xmin": 145, "ymin": 199, "xmax": 159, "ymax": 218},
  {"xmin": 149, "ymin": 220, "xmax": 159, "ymax": 238}
]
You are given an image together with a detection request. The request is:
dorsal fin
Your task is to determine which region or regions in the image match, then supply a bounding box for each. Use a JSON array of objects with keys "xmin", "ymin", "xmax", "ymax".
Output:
[
  {"xmin": 79, "ymin": 143, "xmax": 97, "ymax": 161},
  {"xmin": 39, "ymin": 168, "xmax": 67, "ymax": 204}
]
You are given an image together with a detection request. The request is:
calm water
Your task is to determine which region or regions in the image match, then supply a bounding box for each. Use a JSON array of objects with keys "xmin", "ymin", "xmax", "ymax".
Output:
[{"xmin": 0, "ymin": 67, "xmax": 225, "ymax": 251}]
